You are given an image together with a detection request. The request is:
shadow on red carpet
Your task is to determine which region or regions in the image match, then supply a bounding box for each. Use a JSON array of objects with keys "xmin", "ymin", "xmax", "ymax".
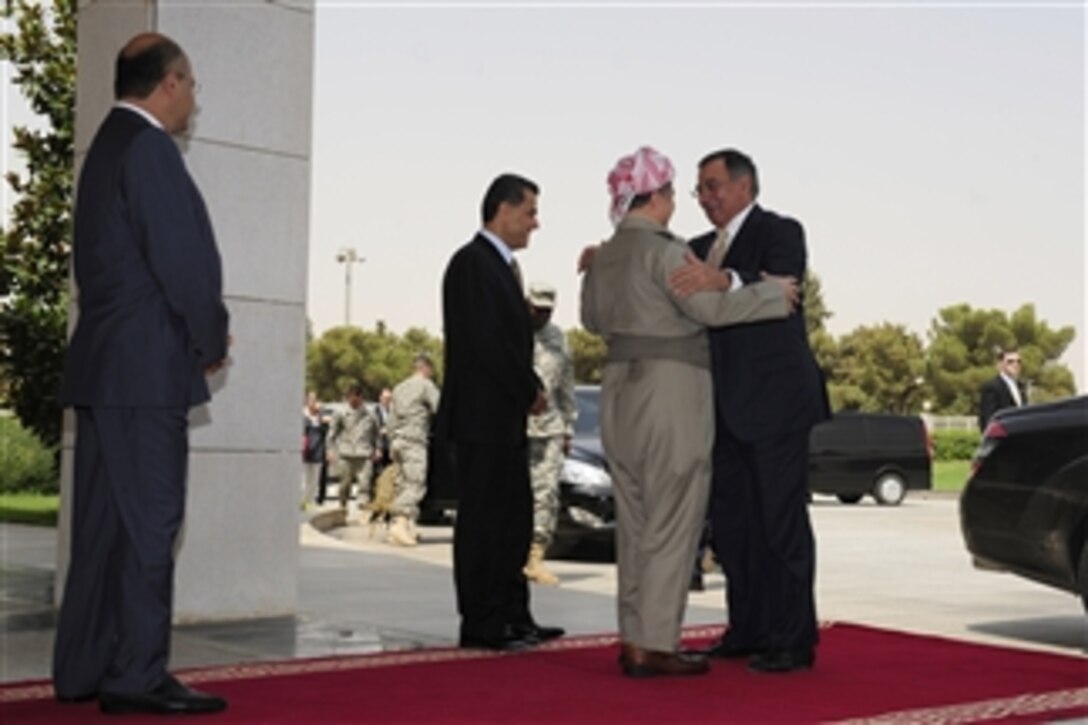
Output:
[{"xmin": 2, "ymin": 622, "xmax": 1085, "ymax": 723}]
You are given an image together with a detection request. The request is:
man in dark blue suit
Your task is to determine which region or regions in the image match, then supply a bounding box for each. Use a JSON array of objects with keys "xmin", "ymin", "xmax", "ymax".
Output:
[
  {"xmin": 671, "ymin": 149, "xmax": 830, "ymax": 673},
  {"xmin": 53, "ymin": 34, "xmax": 230, "ymax": 714},
  {"xmin": 435, "ymin": 174, "xmax": 564, "ymax": 652}
]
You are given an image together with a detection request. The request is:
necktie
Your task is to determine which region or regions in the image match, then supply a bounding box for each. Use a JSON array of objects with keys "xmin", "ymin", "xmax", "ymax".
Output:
[
  {"xmin": 510, "ymin": 258, "xmax": 524, "ymax": 292},
  {"xmin": 705, "ymin": 228, "xmax": 731, "ymax": 269},
  {"xmin": 1007, "ymin": 379, "xmax": 1023, "ymax": 407}
]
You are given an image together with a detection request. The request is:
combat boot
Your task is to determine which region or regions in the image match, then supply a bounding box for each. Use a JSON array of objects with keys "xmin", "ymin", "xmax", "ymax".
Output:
[
  {"xmin": 523, "ymin": 543, "xmax": 559, "ymax": 586},
  {"xmin": 387, "ymin": 515, "xmax": 417, "ymax": 547}
]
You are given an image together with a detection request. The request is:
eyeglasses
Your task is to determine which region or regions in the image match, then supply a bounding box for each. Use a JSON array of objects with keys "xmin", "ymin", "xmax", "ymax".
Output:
[
  {"xmin": 1005, "ymin": 358, "xmax": 1022, "ymax": 365},
  {"xmin": 691, "ymin": 179, "xmax": 723, "ymax": 198}
]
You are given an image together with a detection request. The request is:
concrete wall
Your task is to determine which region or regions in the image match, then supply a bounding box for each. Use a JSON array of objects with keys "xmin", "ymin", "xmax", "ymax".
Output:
[{"xmin": 58, "ymin": 0, "xmax": 315, "ymax": 621}]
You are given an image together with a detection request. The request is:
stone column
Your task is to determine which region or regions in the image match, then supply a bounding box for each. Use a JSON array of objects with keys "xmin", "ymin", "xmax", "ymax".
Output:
[{"xmin": 57, "ymin": 0, "xmax": 314, "ymax": 620}]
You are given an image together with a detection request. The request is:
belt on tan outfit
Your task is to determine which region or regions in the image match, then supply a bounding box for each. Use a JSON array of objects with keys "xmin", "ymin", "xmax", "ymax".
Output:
[{"xmin": 605, "ymin": 334, "xmax": 710, "ymax": 370}]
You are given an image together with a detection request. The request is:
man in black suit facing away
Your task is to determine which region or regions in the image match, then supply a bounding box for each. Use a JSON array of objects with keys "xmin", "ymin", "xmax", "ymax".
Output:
[
  {"xmin": 978, "ymin": 347, "xmax": 1027, "ymax": 431},
  {"xmin": 435, "ymin": 174, "xmax": 564, "ymax": 651},
  {"xmin": 53, "ymin": 34, "xmax": 229, "ymax": 714},
  {"xmin": 671, "ymin": 149, "xmax": 830, "ymax": 673}
]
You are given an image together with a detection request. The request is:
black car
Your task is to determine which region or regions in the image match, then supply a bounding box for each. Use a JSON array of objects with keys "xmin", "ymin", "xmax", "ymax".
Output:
[
  {"xmin": 960, "ymin": 395, "xmax": 1088, "ymax": 609},
  {"xmin": 550, "ymin": 386, "xmax": 614, "ymax": 552},
  {"xmin": 552, "ymin": 398, "xmax": 932, "ymax": 536},
  {"xmin": 421, "ymin": 391, "xmax": 933, "ymax": 548},
  {"xmin": 419, "ymin": 386, "xmax": 615, "ymax": 554},
  {"xmin": 808, "ymin": 412, "xmax": 933, "ymax": 506}
]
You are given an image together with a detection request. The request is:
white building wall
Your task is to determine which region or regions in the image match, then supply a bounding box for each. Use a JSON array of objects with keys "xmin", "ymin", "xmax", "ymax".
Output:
[{"xmin": 58, "ymin": 0, "xmax": 315, "ymax": 620}]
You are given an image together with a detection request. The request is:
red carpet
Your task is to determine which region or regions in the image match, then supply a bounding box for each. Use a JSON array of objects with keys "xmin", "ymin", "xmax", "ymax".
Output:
[{"xmin": 2, "ymin": 623, "xmax": 1085, "ymax": 723}]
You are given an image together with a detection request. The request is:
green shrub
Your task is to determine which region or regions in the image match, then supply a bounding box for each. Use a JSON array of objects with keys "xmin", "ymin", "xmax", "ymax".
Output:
[
  {"xmin": 0, "ymin": 414, "xmax": 59, "ymax": 493},
  {"xmin": 932, "ymin": 429, "xmax": 981, "ymax": 462}
]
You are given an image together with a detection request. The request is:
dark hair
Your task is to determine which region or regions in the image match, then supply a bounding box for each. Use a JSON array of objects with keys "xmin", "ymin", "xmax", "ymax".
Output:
[
  {"xmin": 627, "ymin": 192, "xmax": 653, "ymax": 211},
  {"xmin": 114, "ymin": 37, "xmax": 184, "ymax": 100},
  {"xmin": 996, "ymin": 346, "xmax": 1020, "ymax": 362},
  {"xmin": 346, "ymin": 384, "xmax": 364, "ymax": 397},
  {"xmin": 699, "ymin": 148, "xmax": 760, "ymax": 198},
  {"xmin": 481, "ymin": 174, "xmax": 539, "ymax": 224}
]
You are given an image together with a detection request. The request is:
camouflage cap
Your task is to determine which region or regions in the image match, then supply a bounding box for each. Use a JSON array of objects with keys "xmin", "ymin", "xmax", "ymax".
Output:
[{"xmin": 527, "ymin": 282, "xmax": 557, "ymax": 309}]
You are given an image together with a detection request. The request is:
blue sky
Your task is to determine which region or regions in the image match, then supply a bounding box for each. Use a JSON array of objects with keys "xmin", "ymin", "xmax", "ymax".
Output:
[{"xmin": 308, "ymin": 3, "xmax": 1086, "ymax": 390}]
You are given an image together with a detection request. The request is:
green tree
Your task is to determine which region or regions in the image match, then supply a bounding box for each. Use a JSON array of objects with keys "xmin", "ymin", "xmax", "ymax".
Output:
[
  {"xmin": 568, "ymin": 327, "xmax": 605, "ymax": 384},
  {"xmin": 927, "ymin": 303, "xmax": 1075, "ymax": 414},
  {"xmin": 830, "ymin": 323, "xmax": 927, "ymax": 413},
  {"xmin": 306, "ymin": 325, "xmax": 444, "ymax": 402},
  {"xmin": 0, "ymin": 0, "xmax": 75, "ymax": 447}
]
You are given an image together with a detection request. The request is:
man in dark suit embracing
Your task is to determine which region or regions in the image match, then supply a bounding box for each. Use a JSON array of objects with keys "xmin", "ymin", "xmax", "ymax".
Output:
[
  {"xmin": 435, "ymin": 174, "xmax": 564, "ymax": 652},
  {"xmin": 671, "ymin": 149, "xmax": 830, "ymax": 673},
  {"xmin": 53, "ymin": 34, "xmax": 230, "ymax": 714}
]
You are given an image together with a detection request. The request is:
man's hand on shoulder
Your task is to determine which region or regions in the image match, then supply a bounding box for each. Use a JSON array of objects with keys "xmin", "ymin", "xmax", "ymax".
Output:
[
  {"xmin": 577, "ymin": 242, "xmax": 603, "ymax": 274},
  {"xmin": 669, "ymin": 251, "xmax": 732, "ymax": 298}
]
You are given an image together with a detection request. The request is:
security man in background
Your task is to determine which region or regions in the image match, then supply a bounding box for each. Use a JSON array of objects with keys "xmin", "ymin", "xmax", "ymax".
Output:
[
  {"xmin": 524, "ymin": 283, "xmax": 577, "ymax": 586},
  {"xmin": 978, "ymin": 347, "xmax": 1028, "ymax": 431},
  {"xmin": 387, "ymin": 353, "xmax": 441, "ymax": 546}
]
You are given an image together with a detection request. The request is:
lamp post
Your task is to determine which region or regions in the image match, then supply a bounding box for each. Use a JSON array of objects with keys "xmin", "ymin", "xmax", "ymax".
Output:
[{"xmin": 335, "ymin": 247, "xmax": 365, "ymax": 326}]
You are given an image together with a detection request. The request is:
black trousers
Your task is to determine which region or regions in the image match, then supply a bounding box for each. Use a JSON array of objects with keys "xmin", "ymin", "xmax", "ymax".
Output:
[
  {"xmin": 710, "ymin": 418, "xmax": 818, "ymax": 652},
  {"xmin": 53, "ymin": 407, "xmax": 188, "ymax": 698},
  {"xmin": 451, "ymin": 441, "xmax": 533, "ymax": 637}
]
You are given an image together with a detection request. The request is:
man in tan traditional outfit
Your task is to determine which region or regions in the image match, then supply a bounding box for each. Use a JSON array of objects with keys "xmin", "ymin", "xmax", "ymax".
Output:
[{"xmin": 580, "ymin": 146, "xmax": 797, "ymax": 678}]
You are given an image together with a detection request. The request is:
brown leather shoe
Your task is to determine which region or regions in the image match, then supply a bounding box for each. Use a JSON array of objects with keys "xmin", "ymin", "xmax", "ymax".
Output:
[{"xmin": 620, "ymin": 643, "xmax": 710, "ymax": 678}]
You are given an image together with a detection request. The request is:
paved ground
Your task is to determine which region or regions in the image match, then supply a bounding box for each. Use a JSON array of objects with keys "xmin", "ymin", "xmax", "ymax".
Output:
[{"xmin": 1, "ymin": 492, "xmax": 1084, "ymax": 686}]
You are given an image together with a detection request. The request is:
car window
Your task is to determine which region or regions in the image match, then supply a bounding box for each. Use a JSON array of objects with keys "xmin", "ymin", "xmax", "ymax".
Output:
[
  {"xmin": 811, "ymin": 415, "xmax": 867, "ymax": 450},
  {"xmin": 574, "ymin": 388, "xmax": 600, "ymax": 437},
  {"xmin": 870, "ymin": 418, "xmax": 922, "ymax": 449}
]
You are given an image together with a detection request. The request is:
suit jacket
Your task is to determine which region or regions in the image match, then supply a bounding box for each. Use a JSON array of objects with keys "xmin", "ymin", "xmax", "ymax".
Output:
[
  {"xmin": 435, "ymin": 234, "xmax": 541, "ymax": 446},
  {"xmin": 689, "ymin": 205, "xmax": 829, "ymax": 441},
  {"xmin": 978, "ymin": 375, "xmax": 1026, "ymax": 431},
  {"xmin": 60, "ymin": 107, "xmax": 229, "ymax": 409}
]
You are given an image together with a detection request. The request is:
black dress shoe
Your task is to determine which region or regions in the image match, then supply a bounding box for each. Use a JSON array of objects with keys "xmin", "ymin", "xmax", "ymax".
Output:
[
  {"xmin": 748, "ymin": 648, "xmax": 815, "ymax": 673},
  {"xmin": 513, "ymin": 622, "xmax": 565, "ymax": 644},
  {"xmin": 704, "ymin": 637, "xmax": 764, "ymax": 659},
  {"xmin": 56, "ymin": 691, "xmax": 97, "ymax": 704},
  {"xmin": 99, "ymin": 674, "xmax": 227, "ymax": 715},
  {"xmin": 459, "ymin": 626, "xmax": 533, "ymax": 652}
]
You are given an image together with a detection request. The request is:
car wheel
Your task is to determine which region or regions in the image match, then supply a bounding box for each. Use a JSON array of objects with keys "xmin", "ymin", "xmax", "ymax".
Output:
[
  {"xmin": 836, "ymin": 494, "xmax": 863, "ymax": 505},
  {"xmin": 872, "ymin": 472, "xmax": 907, "ymax": 506},
  {"xmin": 1078, "ymin": 539, "xmax": 1088, "ymax": 613}
]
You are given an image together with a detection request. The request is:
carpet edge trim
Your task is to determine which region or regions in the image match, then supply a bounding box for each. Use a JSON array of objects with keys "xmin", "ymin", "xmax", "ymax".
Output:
[{"xmin": 829, "ymin": 687, "xmax": 1088, "ymax": 724}]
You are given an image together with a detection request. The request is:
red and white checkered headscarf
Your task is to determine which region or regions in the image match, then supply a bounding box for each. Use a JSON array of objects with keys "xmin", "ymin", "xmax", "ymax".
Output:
[{"xmin": 607, "ymin": 145, "xmax": 675, "ymax": 226}]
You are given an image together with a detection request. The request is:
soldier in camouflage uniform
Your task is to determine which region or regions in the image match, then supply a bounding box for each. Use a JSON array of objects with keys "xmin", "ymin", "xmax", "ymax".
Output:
[
  {"xmin": 326, "ymin": 384, "xmax": 380, "ymax": 521},
  {"xmin": 525, "ymin": 283, "xmax": 577, "ymax": 585},
  {"xmin": 387, "ymin": 354, "xmax": 441, "ymax": 546}
]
